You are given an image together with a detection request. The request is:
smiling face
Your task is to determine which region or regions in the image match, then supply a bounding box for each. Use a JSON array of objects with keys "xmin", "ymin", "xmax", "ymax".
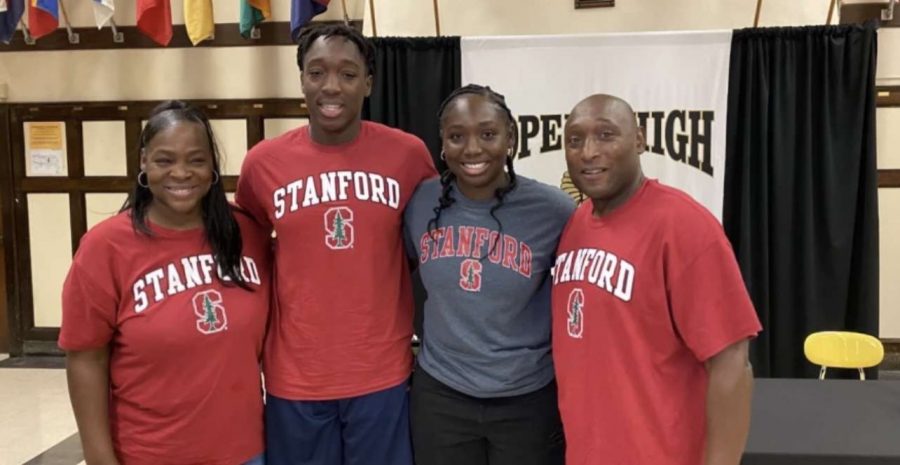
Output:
[
  {"xmin": 564, "ymin": 95, "xmax": 645, "ymax": 215},
  {"xmin": 301, "ymin": 35, "xmax": 373, "ymax": 145},
  {"xmin": 140, "ymin": 121, "xmax": 214, "ymax": 230},
  {"xmin": 440, "ymin": 93, "xmax": 515, "ymax": 200}
]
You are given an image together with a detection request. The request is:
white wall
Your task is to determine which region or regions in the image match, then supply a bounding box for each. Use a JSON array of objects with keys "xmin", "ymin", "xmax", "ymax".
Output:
[{"xmin": 0, "ymin": 0, "xmax": 846, "ymax": 103}]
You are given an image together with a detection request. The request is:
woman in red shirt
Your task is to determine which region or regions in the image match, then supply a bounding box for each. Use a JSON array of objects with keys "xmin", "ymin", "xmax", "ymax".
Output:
[{"xmin": 60, "ymin": 101, "xmax": 271, "ymax": 465}]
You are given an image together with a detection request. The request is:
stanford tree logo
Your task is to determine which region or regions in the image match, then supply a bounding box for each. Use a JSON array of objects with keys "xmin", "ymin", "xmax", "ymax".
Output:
[
  {"xmin": 324, "ymin": 207, "xmax": 354, "ymax": 250},
  {"xmin": 567, "ymin": 288, "xmax": 585, "ymax": 338},
  {"xmin": 459, "ymin": 259, "xmax": 483, "ymax": 292},
  {"xmin": 193, "ymin": 290, "xmax": 228, "ymax": 335}
]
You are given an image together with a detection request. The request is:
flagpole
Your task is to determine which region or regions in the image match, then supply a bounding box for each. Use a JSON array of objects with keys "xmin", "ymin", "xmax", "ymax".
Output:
[
  {"xmin": 18, "ymin": 18, "xmax": 34, "ymax": 45},
  {"xmin": 753, "ymin": 0, "xmax": 763, "ymax": 27},
  {"xmin": 826, "ymin": 0, "xmax": 837, "ymax": 24},
  {"xmin": 339, "ymin": 0, "xmax": 350, "ymax": 26},
  {"xmin": 433, "ymin": 0, "xmax": 441, "ymax": 36},
  {"xmin": 369, "ymin": 0, "xmax": 378, "ymax": 37},
  {"xmin": 110, "ymin": 19, "xmax": 124, "ymax": 43},
  {"xmin": 58, "ymin": 0, "xmax": 79, "ymax": 43}
]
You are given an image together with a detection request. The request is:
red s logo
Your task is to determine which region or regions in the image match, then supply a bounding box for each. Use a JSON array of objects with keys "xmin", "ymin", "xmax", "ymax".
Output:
[
  {"xmin": 459, "ymin": 259, "xmax": 483, "ymax": 292},
  {"xmin": 324, "ymin": 207, "xmax": 354, "ymax": 250},
  {"xmin": 567, "ymin": 288, "xmax": 584, "ymax": 338}
]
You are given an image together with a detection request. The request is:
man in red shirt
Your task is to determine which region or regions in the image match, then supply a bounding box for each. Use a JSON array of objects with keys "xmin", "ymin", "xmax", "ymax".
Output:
[
  {"xmin": 236, "ymin": 25, "xmax": 436, "ymax": 465},
  {"xmin": 551, "ymin": 94, "xmax": 762, "ymax": 465}
]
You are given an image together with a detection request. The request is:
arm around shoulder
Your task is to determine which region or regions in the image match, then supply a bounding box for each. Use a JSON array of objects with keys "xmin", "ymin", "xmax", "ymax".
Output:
[
  {"xmin": 234, "ymin": 148, "xmax": 270, "ymax": 228},
  {"xmin": 412, "ymin": 137, "xmax": 439, "ymax": 180}
]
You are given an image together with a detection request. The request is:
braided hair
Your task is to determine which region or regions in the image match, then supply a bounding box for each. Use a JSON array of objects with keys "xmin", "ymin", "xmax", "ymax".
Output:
[{"xmin": 427, "ymin": 84, "xmax": 519, "ymax": 258}]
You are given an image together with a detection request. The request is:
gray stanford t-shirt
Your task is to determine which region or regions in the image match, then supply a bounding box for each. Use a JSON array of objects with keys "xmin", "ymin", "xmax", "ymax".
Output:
[{"xmin": 404, "ymin": 175, "xmax": 575, "ymax": 397}]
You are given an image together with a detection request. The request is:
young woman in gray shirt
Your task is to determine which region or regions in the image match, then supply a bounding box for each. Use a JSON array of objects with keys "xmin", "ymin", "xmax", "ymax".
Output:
[{"xmin": 404, "ymin": 84, "xmax": 575, "ymax": 465}]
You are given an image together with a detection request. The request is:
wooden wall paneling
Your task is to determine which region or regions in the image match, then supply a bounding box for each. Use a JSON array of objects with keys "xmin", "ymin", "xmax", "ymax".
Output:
[
  {"xmin": 5, "ymin": 99, "xmax": 308, "ymax": 355},
  {"xmin": 66, "ymin": 120, "xmax": 88, "ymax": 250},
  {"xmin": 841, "ymin": 2, "xmax": 900, "ymax": 27},
  {"xmin": 0, "ymin": 105, "xmax": 12, "ymax": 353},
  {"xmin": 6, "ymin": 108, "xmax": 28, "ymax": 355},
  {"xmin": 880, "ymin": 170, "xmax": 900, "ymax": 188},
  {"xmin": 125, "ymin": 118, "xmax": 142, "ymax": 180}
]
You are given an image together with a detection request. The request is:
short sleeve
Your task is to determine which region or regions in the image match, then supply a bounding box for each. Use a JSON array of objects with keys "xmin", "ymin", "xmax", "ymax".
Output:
[
  {"xmin": 235, "ymin": 151, "xmax": 271, "ymax": 230},
  {"xmin": 235, "ymin": 208, "xmax": 274, "ymax": 268},
  {"xmin": 58, "ymin": 261, "xmax": 119, "ymax": 351},
  {"xmin": 412, "ymin": 138, "xmax": 438, "ymax": 185},
  {"xmin": 668, "ymin": 234, "xmax": 762, "ymax": 362}
]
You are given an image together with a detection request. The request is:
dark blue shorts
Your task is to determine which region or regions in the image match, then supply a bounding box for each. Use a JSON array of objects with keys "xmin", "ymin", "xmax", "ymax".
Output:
[{"xmin": 265, "ymin": 380, "xmax": 412, "ymax": 465}]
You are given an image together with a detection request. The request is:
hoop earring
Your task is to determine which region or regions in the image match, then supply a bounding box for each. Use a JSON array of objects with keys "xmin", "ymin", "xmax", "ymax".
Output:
[
  {"xmin": 137, "ymin": 171, "xmax": 149, "ymax": 188},
  {"xmin": 440, "ymin": 151, "xmax": 446, "ymax": 161},
  {"xmin": 211, "ymin": 171, "xmax": 220, "ymax": 185}
]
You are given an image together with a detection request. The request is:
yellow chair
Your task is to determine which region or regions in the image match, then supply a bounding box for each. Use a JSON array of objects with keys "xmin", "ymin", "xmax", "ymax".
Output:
[{"xmin": 804, "ymin": 331, "xmax": 884, "ymax": 380}]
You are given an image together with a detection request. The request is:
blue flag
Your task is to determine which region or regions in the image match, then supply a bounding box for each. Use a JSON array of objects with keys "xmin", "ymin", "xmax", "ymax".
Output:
[
  {"xmin": 0, "ymin": 0, "xmax": 23, "ymax": 43},
  {"xmin": 291, "ymin": 0, "xmax": 329, "ymax": 42}
]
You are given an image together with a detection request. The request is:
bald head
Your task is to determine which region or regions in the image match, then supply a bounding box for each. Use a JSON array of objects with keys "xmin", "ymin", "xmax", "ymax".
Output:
[
  {"xmin": 567, "ymin": 94, "xmax": 638, "ymax": 133},
  {"xmin": 563, "ymin": 93, "xmax": 646, "ymax": 216}
]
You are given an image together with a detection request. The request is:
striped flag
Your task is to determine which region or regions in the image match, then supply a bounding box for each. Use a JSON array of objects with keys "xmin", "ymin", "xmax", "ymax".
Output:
[
  {"xmin": 184, "ymin": 0, "xmax": 213, "ymax": 45},
  {"xmin": 239, "ymin": 0, "xmax": 269, "ymax": 39},
  {"xmin": 136, "ymin": 0, "xmax": 172, "ymax": 46},
  {"xmin": 0, "ymin": 0, "xmax": 23, "ymax": 43},
  {"xmin": 291, "ymin": 0, "xmax": 329, "ymax": 42},
  {"xmin": 91, "ymin": 0, "xmax": 114, "ymax": 29},
  {"xmin": 28, "ymin": 0, "xmax": 57, "ymax": 39}
]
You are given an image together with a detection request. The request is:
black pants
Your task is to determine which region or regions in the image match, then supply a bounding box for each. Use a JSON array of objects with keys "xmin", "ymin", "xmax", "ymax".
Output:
[{"xmin": 410, "ymin": 368, "xmax": 565, "ymax": 465}]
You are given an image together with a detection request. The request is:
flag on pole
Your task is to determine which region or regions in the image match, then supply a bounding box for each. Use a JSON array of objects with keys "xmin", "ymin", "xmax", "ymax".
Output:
[
  {"xmin": 28, "ymin": 0, "xmax": 58, "ymax": 39},
  {"xmin": 184, "ymin": 0, "xmax": 213, "ymax": 45},
  {"xmin": 91, "ymin": 0, "xmax": 114, "ymax": 29},
  {"xmin": 291, "ymin": 0, "xmax": 329, "ymax": 42},
  {"xmin": 137, "ymin": 0, "xmax": 172, "ymax": 46},
  {"xmin": 0, "ymin": 0, "xmax": 23, "ymax": 43},
  {"xmin": 239, "ymin": 0, "xmax": 270, "ymax": 39}
]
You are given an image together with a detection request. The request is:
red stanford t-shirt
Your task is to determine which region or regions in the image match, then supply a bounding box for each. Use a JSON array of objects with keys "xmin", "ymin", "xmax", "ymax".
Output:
[
  {"xmin": 236, "ymin": 121, "xmax": 436, "ymax": 400},
  {"xmin": 551, "ymin": 179, "xmax": 761, "ymax": 465},
  {"xmin": 59, "ymin": 211, "xmax": 271, "ymax": 465}
]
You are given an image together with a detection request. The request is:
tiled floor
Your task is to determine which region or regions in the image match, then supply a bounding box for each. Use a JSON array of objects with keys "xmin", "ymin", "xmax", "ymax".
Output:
[{"xmin": 0, "ymin": 356, "xmax": 79, "ymax": 465}]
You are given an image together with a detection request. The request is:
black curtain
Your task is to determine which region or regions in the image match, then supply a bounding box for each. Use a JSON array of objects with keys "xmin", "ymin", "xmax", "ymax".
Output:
[
  {"xmin": 363, "ymin": 36, "xmax": 461, "ymax": 167},
  {"xmin": 723, "ymin": 23, "xmax": 880, "ymax": 378},
  {"xmin": 363, "ymin": 37, "xmax": 461, "ymax": 339}
]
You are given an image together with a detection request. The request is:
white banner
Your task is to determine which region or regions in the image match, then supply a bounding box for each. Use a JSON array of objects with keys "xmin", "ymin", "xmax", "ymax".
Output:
[{"xmin": 461, "ymin": 31, "xmax": 732, "ymax": 220}]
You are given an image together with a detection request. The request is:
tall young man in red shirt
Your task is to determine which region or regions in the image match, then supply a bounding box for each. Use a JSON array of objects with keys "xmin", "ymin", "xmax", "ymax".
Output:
[
  {"xmin": 552, "ymin": 94, "xmax": 762, "ymax": 465},
  {"xmin": 236, "ymin": 24, "xmax": 436, "ymax": 465}
]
